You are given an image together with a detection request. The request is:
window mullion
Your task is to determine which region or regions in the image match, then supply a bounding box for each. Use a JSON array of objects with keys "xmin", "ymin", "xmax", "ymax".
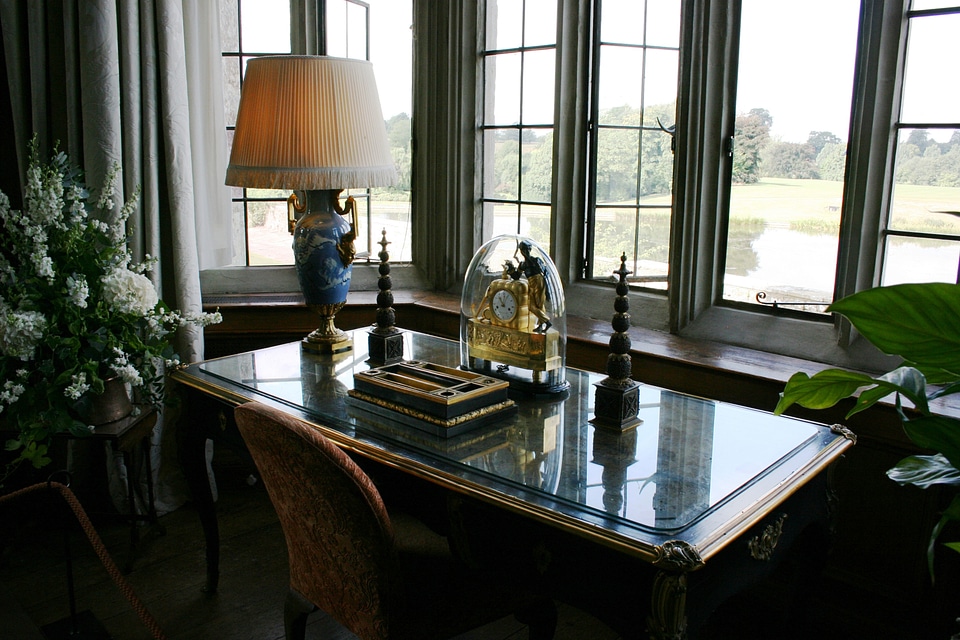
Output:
[
  {"xmin": 834, "ymin": 0, "xmax": 906, "ymax": 315},
  {"xmin": 669, "ymin": 0, "xmax": 739, "ymax": 332}
]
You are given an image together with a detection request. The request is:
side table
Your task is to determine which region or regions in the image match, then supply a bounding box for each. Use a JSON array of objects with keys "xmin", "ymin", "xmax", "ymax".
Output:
[{"xmin": 63, "ymin": 406, "xmax": 166, "ymax": 572}]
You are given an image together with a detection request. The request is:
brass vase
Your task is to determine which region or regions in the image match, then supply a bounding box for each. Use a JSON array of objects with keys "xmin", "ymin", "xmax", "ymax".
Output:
[{"xmin": 76, "ymin": 377, "xmax": 133, "ymax": 425}]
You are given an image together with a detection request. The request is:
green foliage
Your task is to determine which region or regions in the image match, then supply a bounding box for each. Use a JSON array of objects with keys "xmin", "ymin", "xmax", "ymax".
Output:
[
  {"xmin": 762, "ymin": 141, "xmax": 819, "ymax": 179},
  {"xmin": 791, "ymin": 218, "xmax": 839, "ymax": 234},
  {"xmin": 384, "ymin": 114, "xmax": 412, "ymax": 194},
  {"xmin": 523, "ymin": 133, "xmax": 554, "ymax": 202},
  {"xmin": 815, "ymin": 143, "xmax": 846, "ymax": 182},
  {"xmin": 732, "ymin": 108, "xmax": 772, "ymax": 184},
  {"xmin": 896, "ymin": 141, "xmax": 960, "ymax": 188},
  {"xmin": 828, "ymin": 283, "xmax": 960, "ymax": 372},
  {"xmin": 774, "ymin": 282, "xmax": 960, "ymax": 579},
  {"xmin": 807, "ymin": 131, "xmax": 842, "ymax": 155},
  {"xmin": 492, "ymin": 139, "xmax": 521, "ymax": 199},
  {"xmin": 0, "ymin": 141, "xmax": 221, "ymax": 480}
]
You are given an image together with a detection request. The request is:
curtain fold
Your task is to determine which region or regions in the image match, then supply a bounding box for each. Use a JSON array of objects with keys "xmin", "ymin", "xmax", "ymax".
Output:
[{"xmin": 0, "ymin": 0, "xmax": 232, "ymax": 513}]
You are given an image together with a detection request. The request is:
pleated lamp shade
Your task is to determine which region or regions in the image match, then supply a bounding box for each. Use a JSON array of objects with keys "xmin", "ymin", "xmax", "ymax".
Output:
[{"xmin": 226, "ymin": 56, "xmax": 397, "ymax": 190}]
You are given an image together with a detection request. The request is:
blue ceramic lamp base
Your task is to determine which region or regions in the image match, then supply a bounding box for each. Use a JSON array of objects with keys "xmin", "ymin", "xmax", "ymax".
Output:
[{"xmin": 293, "ymin": 189, "xmax": 357, "ymax": 354}]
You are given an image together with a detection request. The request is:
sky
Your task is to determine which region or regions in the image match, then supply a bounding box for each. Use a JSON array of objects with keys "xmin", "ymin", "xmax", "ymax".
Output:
[
  {"xmin": 365, "ymin": 1, "xmax": 413, "ymax": 119},
  {"xmin": 736, "ymin": 0, "xmax": 861, "ymax": 143},
  {"xmin": 737, "ymin": 0, "xmax": 960, "ymax": 144},
  {"xmin": 239, "ymin": 0, "xmax": 958, "ymax": 142}
]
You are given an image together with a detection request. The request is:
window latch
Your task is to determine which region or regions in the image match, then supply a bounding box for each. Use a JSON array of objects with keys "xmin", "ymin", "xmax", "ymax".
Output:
[
  {"xmin": 726, "ymin": 135, "xmax": 735, "ymax": 158},
  {"xmin": 657, "ymin": 118, "xmax": 676, "ymax": 153}
]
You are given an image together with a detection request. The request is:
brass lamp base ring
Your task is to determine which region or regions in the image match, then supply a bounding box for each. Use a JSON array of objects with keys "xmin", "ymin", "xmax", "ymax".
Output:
[{"xmin": 303, "ymin": 302, "xmax": 354, "ymax": 354}]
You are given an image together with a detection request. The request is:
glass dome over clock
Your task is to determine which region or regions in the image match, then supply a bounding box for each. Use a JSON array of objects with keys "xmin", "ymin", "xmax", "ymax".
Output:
[{"xmin": 460, "ymin": 235, "xmax": 568, "ymax": 395}]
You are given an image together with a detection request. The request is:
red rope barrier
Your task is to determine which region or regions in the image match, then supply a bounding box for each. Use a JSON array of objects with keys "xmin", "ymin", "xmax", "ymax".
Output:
[{"xmin": 0, "ymin": 480, "xmax": 166, "ymax": 640}]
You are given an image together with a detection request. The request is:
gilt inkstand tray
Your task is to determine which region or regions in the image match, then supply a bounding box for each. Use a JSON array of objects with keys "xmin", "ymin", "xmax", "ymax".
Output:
[{"xmin": 347, "ymin": 360, "xmax": 516, "ymax": 437}]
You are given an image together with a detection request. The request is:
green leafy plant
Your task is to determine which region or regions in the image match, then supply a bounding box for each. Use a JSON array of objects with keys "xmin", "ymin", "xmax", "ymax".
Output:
[
  {"xmin": 0, "ymin": 141, "xmax": 221, "ymax": 477},
  {"xmin": 774, "ymin": 282, "xmax": 960, "ymax": 578}
]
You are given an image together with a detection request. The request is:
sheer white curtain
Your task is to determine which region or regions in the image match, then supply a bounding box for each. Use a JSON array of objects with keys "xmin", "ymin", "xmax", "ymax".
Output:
[{"xmin": 0, "ymin": 0, "xmax": 232, "ymax": 512}]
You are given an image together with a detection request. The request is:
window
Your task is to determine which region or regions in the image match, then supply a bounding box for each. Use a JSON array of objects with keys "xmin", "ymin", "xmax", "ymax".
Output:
[
  {"xmin": 722, "ymin": 0, "xmax": 860, "ymax": 313},
  {"xmin": 208, "ymin": 0, "xmax": 959, "ymax": 369},
  {"xmin": 666, "ymin": 0, "xmax": 957, "ymax": 359},
  {"xmin": 220, "ymin": 0, "xmax": 292, "ymax": 266},
  {"xmin": 219, "ymin": 0, "xmax": 413, "ymax": 266},
  {"xmin": 481, "ymin": 0, "xmax": 559, "ymax": 250},
  {"xmin": 585, "ymin": 0, "xmax": 679, "ymax": 288},
  {"xmin": 881, "ymin": 3, "xmax": 960, "ymax": 286},
  {"xmin": 471, "ymin": 0, "xmax": 958, "ymax": 364}
]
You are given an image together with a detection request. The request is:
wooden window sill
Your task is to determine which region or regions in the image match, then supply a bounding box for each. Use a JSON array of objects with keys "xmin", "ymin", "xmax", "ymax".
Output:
[{"xmin": 202, "ymin": 290, "xmax": 952, "ymax": 447}]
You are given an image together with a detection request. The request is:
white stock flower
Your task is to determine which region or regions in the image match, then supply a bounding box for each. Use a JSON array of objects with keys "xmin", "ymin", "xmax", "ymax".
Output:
[
  {"xmin": 0, "ymin": 310, "xmax": 47, "ymax": 360},
  {"xmin": 111, "ymin": 362, "xmax": 143, "ymax": 387},
  {"xmin": 64, "ymin": 372, "xmax": 91, "ymax": 400},
  {"xmin": 31, "ymin": 252, "xmax": 54, "ymax": 281},
  {"xmin": 1, "ymin": 380, "xmax": 26, "ymax": 409},
  {"xmin": 66, "ymin": 274, "xmax": 89, "ymax": 308},
  {"xmin": 101, "ymin": 268, "xmax": 158, "ymax": 316}
]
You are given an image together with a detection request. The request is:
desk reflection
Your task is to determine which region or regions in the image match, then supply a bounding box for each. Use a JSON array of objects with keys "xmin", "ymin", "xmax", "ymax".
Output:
[{"xmin": 653, "ymin": 391, "xmax": 715, "ymax": 530}]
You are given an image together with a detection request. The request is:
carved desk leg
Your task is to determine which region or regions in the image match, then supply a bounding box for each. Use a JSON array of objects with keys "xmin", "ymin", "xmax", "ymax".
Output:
[
  {"xmin": 176, "ymin": 388, "xmax": 223, "ymax": 593},
  {"xmin": 647, "ymin": 570, "xmax": 688, "ymax": 640}
]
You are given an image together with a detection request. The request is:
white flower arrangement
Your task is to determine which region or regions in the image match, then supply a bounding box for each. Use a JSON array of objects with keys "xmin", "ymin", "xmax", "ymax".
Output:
[{"xmin": 0, "ymin": 141, "xmax": 221, "ymax": 474}]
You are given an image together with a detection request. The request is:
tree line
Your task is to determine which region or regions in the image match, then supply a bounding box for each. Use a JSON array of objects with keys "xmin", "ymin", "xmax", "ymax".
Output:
[
  {"xmin": 480, "ymin": 103, "xmax": 960, "ymax": 203},
  {"xmin": 734, "ymin": 107, "xmax": 960, "ymax": 187}
]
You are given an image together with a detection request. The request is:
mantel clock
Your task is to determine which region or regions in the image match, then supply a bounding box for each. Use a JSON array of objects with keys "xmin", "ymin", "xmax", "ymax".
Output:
[{"xmin": 460, "ymin": 235, "xmax": 568, "ymax": 395}]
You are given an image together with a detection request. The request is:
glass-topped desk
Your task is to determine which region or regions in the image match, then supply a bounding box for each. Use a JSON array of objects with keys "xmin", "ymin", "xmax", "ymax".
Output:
[{"xmin": 171, "ymin": 330, "xmax": 854, "ymax": 638}]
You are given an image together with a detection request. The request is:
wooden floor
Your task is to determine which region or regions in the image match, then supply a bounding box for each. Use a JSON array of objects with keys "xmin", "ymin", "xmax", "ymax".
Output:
[
  {"xmin": 0, "ymin": 454, "xmax": 621, "ymax": 640},
  {"xmin": 0, "ymin": 452, "xmax": 933, "ymax": 640}
]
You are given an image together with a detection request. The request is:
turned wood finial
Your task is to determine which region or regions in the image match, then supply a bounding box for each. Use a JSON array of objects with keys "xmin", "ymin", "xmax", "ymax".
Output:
[
  {"xmin": 591, "ymin": 252, "xmax": 641, "ymax": 430},
  {"xmin": 375, "ymin": 229, "xmax": 395, "ymax": 330},
  {"xmin": 368, "ymin": 228, "xmax": 404, "ymax": 363},
  {"xmin": 606, "ymin": 252, "xmax": 633, "ymax": 383}
]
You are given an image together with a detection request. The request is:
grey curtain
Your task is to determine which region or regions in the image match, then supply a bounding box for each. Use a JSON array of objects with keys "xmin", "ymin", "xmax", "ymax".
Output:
[{"xmin": 0, "ymin": 0, "xmax": 232, "ymax": 512}]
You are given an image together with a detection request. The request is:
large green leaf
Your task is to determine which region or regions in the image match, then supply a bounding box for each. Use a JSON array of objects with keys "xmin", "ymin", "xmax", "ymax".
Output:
[
  {"xmin": 875, "ymin": 366, "xmax": 929, "ymax": 415},
  {"xmin": 774, "ymin": 367, "xmax": 928, "ymax": 418},
  {"xmin": 774, "ymin": 370, "xmax": 874, "ymax": 415},
  {"xmin": 901, "ymin": 414, "xmax": 960, "ymax": 470},
  {"xmin": 828, "ymin": 283, "xmax": 960, "ymax": 371},
  {"xmin": 887, "ymin": 453, "xmax": 960, "ymax": 489}
]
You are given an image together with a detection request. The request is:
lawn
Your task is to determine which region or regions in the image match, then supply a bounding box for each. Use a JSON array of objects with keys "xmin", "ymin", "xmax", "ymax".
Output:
[{"xmin": 729, "ymin": 178, "xmax": 960, "ymax": 234}]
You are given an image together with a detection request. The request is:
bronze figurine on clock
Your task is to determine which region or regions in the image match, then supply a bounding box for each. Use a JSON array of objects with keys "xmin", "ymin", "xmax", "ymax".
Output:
[{"xmin": 461, "ymin": 236, "xmax": 568, "ymax": 395}]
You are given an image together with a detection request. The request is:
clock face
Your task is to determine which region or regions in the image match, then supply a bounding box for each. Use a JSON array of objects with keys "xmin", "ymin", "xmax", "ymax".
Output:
[{"xmin": 491, "ymin": 289, "xmax": 518, "ymax": 322}]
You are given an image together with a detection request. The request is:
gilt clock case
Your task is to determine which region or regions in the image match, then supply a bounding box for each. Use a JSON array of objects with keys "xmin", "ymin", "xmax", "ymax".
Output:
[{"xmin": 460, "ymin": 235, "xmax": 568, "ymax": 395}]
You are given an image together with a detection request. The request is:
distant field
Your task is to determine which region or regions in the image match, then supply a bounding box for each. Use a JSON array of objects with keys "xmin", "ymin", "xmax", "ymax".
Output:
[{"xmin": 728, "ymin": 178, "xmax": 960, "ymax": 233}]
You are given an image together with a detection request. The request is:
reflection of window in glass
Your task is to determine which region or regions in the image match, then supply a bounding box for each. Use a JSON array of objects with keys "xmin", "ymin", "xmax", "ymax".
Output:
[
  {"xmin": 722, "ymin": 0, "xmax": 859, "ymax": 313},
  {"xmin": 881, "ymin": 6, "xmax": 960, "ymax": 286},
  {"xmin": 586, "ymin": 0, "xmax": 680, "ymax": 290},
  {"xmin": 481, "ymin": 0, "xmax": 558, "ymax": 251},
  {"xmin": 220, "ymin": 0, "xmax": 413, "ymax": 266}
]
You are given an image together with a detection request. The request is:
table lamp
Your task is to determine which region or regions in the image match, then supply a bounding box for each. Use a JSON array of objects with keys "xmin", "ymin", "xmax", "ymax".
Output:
[{"xmin": 226, "ymin": 55, "xmax": 397, "ymax": 353}]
